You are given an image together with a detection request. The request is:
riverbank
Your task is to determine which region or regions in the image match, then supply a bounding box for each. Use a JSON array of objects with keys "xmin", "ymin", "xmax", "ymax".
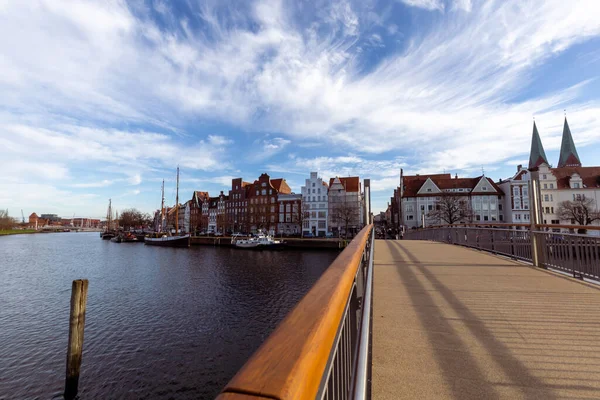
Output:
[
  {"xmin": 0, "ymin": 229, "xmax": 39, "ymax": 236},
  {"xmin": 191, "ymin": 236, "xmax": 349, "ymax": 250}
]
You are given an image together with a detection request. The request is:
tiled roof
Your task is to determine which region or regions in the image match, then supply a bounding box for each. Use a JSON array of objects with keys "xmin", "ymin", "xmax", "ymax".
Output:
[
  {"xmin": 402, "ymin": 174, "xmax": 502, "ymax": 197},
  {"xmin": 551, "ymin": 166, "xmax": 600, "ymax": 189},
  {"xmin": 270, "ymin": 178, "xmax": 292, "ymax": 194},
  {"xmin": 328, "ymin": 177, "xmax": 360, "ymax": 192}
]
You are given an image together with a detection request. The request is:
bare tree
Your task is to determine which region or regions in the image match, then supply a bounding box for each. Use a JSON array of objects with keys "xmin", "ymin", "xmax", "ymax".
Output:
[
  {"xmin": 557, "ymin": 197, "xmax": 600, "ymax": 234},
  {"xmin": 427, "ymin": 195, "xmax": 473, "ymax": 225},
  {"xmin": 0, "ymin": 209, "xmax": 16, "ymax": 230},
  {"xmin": 331, "ymin": 199, "xmax": 358, "ymax": 239},
  {"xmin": 120, "ymin": 208, "xmax": 152, "ymax": 230}
]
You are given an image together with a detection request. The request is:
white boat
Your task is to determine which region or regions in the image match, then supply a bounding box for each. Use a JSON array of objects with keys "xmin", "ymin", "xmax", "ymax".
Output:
[{"xmin": 233, "ymin": 232, "xmax": 284, "ymax": 249}]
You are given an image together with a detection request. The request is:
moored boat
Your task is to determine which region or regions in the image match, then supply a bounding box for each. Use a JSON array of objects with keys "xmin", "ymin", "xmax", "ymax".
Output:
[
  {"xmin": 145, "ymin": 168, "xmax": 190, "ymax": 248},
  {"xmin": 233, "ymin": 232, "xmax": 284, "ymax": 249},
  {"xmin": 145, "ymin": 233, "xmax": 190, "ymax": 247}
]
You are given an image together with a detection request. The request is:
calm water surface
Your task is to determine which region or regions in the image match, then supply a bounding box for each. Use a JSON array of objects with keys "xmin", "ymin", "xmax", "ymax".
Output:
[{"xmin": 0, "ymin": 232, "xmax": 338, "ymax": 399}]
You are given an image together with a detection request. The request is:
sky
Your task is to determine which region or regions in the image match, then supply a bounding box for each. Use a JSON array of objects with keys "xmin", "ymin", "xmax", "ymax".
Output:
[{"xmin": 1, "ymin": 0, "xmax": 600, "ymax": 219}]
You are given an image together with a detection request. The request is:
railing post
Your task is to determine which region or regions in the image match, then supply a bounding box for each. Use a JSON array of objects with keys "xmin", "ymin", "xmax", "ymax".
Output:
[{"xmin": 528, "ymin": 176, "xmax": 545, "ymax": 267}]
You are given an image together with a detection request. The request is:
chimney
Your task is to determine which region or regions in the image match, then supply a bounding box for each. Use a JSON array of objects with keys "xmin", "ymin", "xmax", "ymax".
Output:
[{"xmin": 517, "ymin": 164, "xmax": 522, "ymax": 172}]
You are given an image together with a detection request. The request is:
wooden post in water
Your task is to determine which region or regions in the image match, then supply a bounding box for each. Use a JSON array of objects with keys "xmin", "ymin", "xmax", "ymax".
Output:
[{"xmin": 64, "ymin": 279, "xmax": 89, "ymax": 400}]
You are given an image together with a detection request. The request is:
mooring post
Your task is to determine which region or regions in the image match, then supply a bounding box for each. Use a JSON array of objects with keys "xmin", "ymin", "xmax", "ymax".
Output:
[{"xmin": 64, "ymin": 279, "xmax": 89, "ymax": 400}]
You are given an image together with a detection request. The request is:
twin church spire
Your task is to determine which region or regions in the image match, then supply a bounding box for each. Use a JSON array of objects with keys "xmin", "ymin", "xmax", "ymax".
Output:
[{"xmin": 528, "ymin": 117, "xmax": 581, "ymax": 171}]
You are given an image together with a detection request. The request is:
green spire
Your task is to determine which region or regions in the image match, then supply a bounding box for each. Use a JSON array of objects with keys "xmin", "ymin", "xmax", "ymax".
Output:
[
  {"xmin": 557, "ymin": 117, "xmax": 581, "ymax": 168},
  {"xmin": 528, "ymin": 121, "xmax": 548, "ymax": 170}
]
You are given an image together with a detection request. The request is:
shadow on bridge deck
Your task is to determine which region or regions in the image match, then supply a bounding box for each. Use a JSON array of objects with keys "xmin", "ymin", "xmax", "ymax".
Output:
[{"xmin": 372, "ymin": 240, "xmax": 600, "ymax": 400}]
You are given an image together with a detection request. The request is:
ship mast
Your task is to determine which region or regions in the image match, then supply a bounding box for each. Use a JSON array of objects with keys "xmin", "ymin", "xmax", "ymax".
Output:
[
  {"xmin": 175, "ymin": 167, "xmax": 179, "ymax": 234},
  {"xmin": 106, "ymin": 199, "xmax": 112, "ymax": 232},
  {"xmin": 160, "ymin": 180, "xmax": 165, "ymax": 233}
]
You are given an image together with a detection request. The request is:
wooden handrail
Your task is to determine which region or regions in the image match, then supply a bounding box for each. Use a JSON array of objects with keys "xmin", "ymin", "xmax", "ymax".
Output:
[{"xmin": 216, "ymin": 224, "xmax": 373, "ymax": 400}]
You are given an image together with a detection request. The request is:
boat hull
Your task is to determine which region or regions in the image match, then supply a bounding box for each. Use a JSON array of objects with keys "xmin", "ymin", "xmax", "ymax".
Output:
[{"xmin": 145, "ymin": 235, "xmax": 190, "ymax": 248}]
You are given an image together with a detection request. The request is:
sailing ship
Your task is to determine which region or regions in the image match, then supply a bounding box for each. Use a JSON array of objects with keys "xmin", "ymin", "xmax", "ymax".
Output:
[
  {"xmin": 145, "ymin": 168, "xmax": 190, "ymax": 248},
  {"xmin": 101, "ymin": 199, "xmax": 115, "ymax": 240}
]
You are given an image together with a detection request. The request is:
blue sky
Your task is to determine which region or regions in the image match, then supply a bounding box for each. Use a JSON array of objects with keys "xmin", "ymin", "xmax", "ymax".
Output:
[{"xmin": 1, "ymin": 0, "xmax": 600, "ymax": 219}]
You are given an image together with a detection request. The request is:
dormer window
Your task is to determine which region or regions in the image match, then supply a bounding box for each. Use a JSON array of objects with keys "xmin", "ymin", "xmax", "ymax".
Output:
[{"xmin": 427, "ymin": 188, "xmax": 432, "ymax": 192}]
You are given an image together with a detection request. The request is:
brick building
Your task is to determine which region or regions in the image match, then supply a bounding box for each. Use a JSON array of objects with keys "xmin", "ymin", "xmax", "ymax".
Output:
[{"xmin": 247, "ymin": 173, "xmax": 291, "ymax": 234}]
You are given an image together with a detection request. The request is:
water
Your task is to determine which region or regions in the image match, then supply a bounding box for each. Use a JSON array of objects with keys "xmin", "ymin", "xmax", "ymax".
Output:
[{"xmin": 0, "ymin": 232, "xmax": 338, "ymax": 399}]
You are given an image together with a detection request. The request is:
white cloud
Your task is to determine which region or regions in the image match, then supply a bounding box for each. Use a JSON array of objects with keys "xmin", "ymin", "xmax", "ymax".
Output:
[
  {"xmin": 397, "ymin": 0, "xmax": 444, "ymax": 11},
  {"xmin": 72, "ymin": 180, "xmax": 113, "ymax": 188},
  {"xmin": 128, "ymin": 174, "xmax": 142, "ymax": 186}
]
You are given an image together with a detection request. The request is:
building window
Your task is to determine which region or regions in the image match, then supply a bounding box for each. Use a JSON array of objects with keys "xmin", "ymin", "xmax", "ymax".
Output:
[
  {"xmin": 543, "ymin": 184, "xmax": 547, "ymax": 189},
  {"xmin": 280, "ymin": 213, "xmax": 284, "ymax": 221},
  {"xmin": 279, "ymin": 204, "xmax": 284, "ymax": 212},
  {"xmin": 551, "ymin": 207, "xmax": 554, "ymax": 214},
  {"xmin": 573, "ymin": 183, "xmax": 580, "ymax": 188},
  {"xmin": 545, "ymin": 207, "xmax": 550, "ymax": 214},
  {"xmin": 420, "ymin": 205, "xmax": 425, "ymax": 211},
  {"xmin": 483, "ymin": 216, "xmax": 489, "ymax": 221},
  {"xmin": 476, "ymin": 215, "xmax": 481, "ymax": 221},
  {"xmin": 313, "ymin": 196, "xmax": 316, "ymax": 202},
  {"xmin": 482, "ymin": 186, "xmax": 487, "ymax": 191},
  {"xmin": 261, "ymin": 189, "xmax": 266, "ymax": 195},
  {"xmin": 499, "ymin": 215, "xmax": 503, "ymax": 221},
  {"xmin": 542, "ymin": 174, "xmax": 547, "ymax": 180},
  {"xmin": 407, "ymin": 215, "xmax": 413, "ymax": 220},
  {"xmin": 271, "ymin": 197, "xmax": 275, "ymax": 203},
  {"xmin": 318, "ymin": 211, "xmax": 326, "ymax": 218},
  {"xmin": 498, "ymin": 204, "xmax": 502, "ymax": 211},
  {"xmin": 312, "ymin": 182, "xmax": 315, "ymax": 187},
  {"xmin": 549, "ymin": 183, "xmax": 554, "ymax": 189},
  {"xmin": 426, "ymin": 188, "xmax": 432, "ymax": 192},
  {"xmin": 544, "ymin": 194, "xmax": 549, "ymax": 202},
  {"xmin": 428, "ymin": 205, "xmax": 433, "ymax": 211}
]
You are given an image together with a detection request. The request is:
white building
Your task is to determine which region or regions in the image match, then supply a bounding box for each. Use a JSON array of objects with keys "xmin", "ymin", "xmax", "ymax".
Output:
[
  {"xmin": 328, "ymin": 176, "xmax": 364, "ymax": 237},
  {"xmin": 400, "ymin": 173, "xmax": 504, "ymax": 228},
  {"xmin": 497, "ymin": 165, "xmax": 531, "ymax": 225},
  {"xmin": 301, "ymin": 172, "xmax": 329, "ymax": 237}
]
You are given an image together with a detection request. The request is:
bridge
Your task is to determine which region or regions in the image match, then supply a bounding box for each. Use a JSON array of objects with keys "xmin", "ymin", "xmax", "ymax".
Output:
[{"xmin": 216, "ymin": 225, "xmax": 600, "ymax": 400}]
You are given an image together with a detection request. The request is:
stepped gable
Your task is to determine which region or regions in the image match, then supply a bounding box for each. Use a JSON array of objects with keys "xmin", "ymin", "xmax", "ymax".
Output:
[
  {"xmin": 328, "ymin": 177, "xmax": 360, "ymax": 192},
  {"xmin": 557, "ymin": 117, "xmax": 582, "ymax": 168},
  {"xmin": 528, "ymin": 121, "xmax": 549, "ymax": 170}
]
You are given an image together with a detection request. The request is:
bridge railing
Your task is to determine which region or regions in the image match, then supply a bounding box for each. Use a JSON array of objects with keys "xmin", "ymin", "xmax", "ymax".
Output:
[
  {"xmin": 406, "ymin": 226, "xmax": 600, "ymax": 282},
  {"xmin": 216, "ymin": 224, "xmax": 375, "ymax": 400}
]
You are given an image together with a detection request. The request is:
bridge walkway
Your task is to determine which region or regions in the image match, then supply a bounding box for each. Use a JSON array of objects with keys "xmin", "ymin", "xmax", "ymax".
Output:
[{"xmin": 372, "ymin": 240, "xmax": 600, "ymax": 400}]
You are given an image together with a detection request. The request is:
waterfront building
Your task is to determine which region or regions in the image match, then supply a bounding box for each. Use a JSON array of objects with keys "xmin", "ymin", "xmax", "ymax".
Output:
[
  {"xmin": 400, "ymin": 173, "xmax": 504, "ymax": 229},
  {"xmin": 328, "ymin": 177, "xmax": 364, "ymax": 237},
  {"xmin": 226, "ymin": 178, "xmax": 252, "ymax": 233},
  {"xmin": 246, "ymin": 173, "xmax": 291, "ymax": 234},
  {"xmin": 496, "ymin": 165, "xmax": 531, "ymax": 225},
  {"xmin": 300, "ymin": 172, "xmax": 329, "ymax": 237},
  {"xmin": 204, "ymin": 191, "xmax": 228, "ymax": 234},
  {"xmin": 525, "ymin": 118, "xmax": 600, "ymax": 235},
  {"xmin": 189, "ymin": 191, "xmax": 209, "ymax": 234},
  {"xmin": 277, "ymin": 193, "xmax": 302, "ymax": 235}
]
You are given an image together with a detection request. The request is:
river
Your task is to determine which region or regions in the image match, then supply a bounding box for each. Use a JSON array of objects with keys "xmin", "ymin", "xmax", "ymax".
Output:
[{"xmin": 0, "ymin": 232, "xmax": 338, "ymax": 399}]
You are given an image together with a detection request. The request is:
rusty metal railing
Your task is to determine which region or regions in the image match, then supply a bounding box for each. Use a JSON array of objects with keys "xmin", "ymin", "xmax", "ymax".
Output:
[{"xmin": 216, "ymin": 225, "xmax": 374, "ymax": 400}]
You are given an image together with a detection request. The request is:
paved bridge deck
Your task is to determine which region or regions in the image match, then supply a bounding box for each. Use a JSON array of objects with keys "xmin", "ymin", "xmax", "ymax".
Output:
[{"xmin": 372, "ymin": 240, "xmax": 600, "ymax": 400}]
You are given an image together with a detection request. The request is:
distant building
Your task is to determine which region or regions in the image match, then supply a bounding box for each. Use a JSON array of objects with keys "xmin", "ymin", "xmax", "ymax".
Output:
[
  {"xmin": 400, "ymin": 173, "xmax": 504, "ymax": 228},
  {"xmin": 496, "ymin": 165, "xmax": 531, "ymax": 225},
  {"xmin": 328, "ymin": 177, "xmax": 364, "ymax": 237},
  {"xmin": 246, "ymin": 173, "xmax": 292, "ymax": 234},
  {"xmin": 226, "ymin": 178, "xmax": 252, "ymax": 233},
  {"xmin": 301, "ymin": 172, "xmax": 329, "ymax": 237},
  {"xmin": 277, "ymin": 193, "xmax": 302, "ymax": 235},
  {"xmin": 524, "ymin": 118, "xmax": 600, "ymax": 235}
]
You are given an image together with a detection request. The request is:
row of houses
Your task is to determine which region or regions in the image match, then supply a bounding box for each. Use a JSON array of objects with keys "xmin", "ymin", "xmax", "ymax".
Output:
[
  {"xmin": 386, "ymin": 118, "xmax": 600, "ymax": 235},
  {"xmin": 26, "ymin": 213, "xmax": 101, "ymax": 229},
  {"xmin": 159, "ymin": 172, "xmax": 367, "ymax": 237}
]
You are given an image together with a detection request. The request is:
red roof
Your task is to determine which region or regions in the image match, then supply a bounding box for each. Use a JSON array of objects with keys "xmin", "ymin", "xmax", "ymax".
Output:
[
  {"xmin": 270, "ymin": 178, "xmax": 291, "ymax": 194},
  {"xmin": 402, "ymin": 174, "xmax": 502, "ymax": 197},
  {"xmin": 329, "ymin": 177, "xmax": 360, "ymax": 193},
  {"xmin": 550, "ymin": 166, "xmax": 600, "ymax": 189}
]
